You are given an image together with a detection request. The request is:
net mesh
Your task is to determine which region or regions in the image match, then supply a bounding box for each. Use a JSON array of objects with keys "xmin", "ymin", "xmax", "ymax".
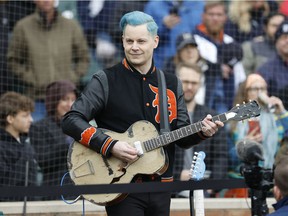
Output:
[{"xmin": 0, "ymin": 0, "xmax": 287, "ymax": 201}]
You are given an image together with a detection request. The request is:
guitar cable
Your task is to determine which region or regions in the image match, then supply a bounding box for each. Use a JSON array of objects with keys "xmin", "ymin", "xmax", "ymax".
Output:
[{"xmin": 60, "ymin": 172, "xmax": 86, "ymax": 216}]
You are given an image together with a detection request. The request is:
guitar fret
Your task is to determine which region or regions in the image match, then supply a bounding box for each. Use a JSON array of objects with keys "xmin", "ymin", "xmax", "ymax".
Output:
[
  {"xmin": 170, "ymin": 131, "xmax": 175, "ymax": 142},
  {"xmin": 143, "ymin": 141, "xmax": 149, "ymax": 151},
  {"xmin": 162, "ymin": 134, "xmax": 168, "ymax": 145},
  {"xmin": 159, "ymin": 135, "xmax": 165, "ymax": 146},
  {"xmin": 179, "ymin": 129, "xmax": 183, "ymax": 138},
  {"xmin": 165, "ymin": 133, "xmax": 171, "ymax": 142},
  {"xmin": 173, "ymin": 130, "xmax": 179, "ymax": 140},
  {"xmin": 147, "ymin": 140, "xmax": 153, "ymax": 151},
  {"xmin": 182, "ymin": 127, "xmax": 188, "ymax": 137},
  {"xmin": 151, "ymin": 139, "xmax": 157, "ymax": 149},
  {"xmin": 152, "ymin": 138, "xmax": 157, "ymax": 148}
]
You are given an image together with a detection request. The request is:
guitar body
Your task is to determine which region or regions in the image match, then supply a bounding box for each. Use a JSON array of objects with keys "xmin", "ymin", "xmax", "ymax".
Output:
[{"xmin": 67, "ymin": 120, "xmax": 167, "ymax": 206}]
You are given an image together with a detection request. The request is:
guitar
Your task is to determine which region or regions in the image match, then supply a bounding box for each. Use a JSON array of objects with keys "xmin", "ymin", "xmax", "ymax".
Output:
[
  {"xmin": 190, "ymin": 151, "xmax": 206, "ymax": 216},
  {"xmin": 67, "ymin": 100, "xmax": 260, "ymax": 206}
]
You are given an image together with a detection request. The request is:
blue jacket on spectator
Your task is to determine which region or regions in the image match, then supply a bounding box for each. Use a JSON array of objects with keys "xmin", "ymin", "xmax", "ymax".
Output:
[
  {"xmin": 268, "ymin": 196, "xmax": 288, "ymax": 216},
  {"xmin": 144, "ymin": 0, "xmax": 204, "ymax": 69},
  {"xmin": 258, "ymin": 53, "xmax": 288, "ymax": 103}
]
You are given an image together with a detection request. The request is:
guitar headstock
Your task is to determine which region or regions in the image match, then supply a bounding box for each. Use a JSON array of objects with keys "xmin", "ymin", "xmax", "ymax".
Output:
[
  {"xmin": 190, "ymin": 151, "xmax": 206, "ymax": 181},
  {"xmin": 226, "ymin": 100, "xmax": 261, "ymax": 122}
]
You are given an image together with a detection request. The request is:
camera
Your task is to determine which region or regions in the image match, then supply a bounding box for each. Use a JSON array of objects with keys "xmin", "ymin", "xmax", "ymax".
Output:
[
  {"xmin": 240, "ymin": 164, "xmax": 274, "ymax": 192},
  {"xmin": 236, "ymin": 139, "xmax": 274, "ymax": 215}
]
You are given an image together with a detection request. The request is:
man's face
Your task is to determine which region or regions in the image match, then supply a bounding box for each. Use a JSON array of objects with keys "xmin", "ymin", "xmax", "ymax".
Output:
[
  {"xmin": 276, "ymin": 34, "xmax": 288, "ymax": 59},
  {"xmin": 265, "ymin": 15, "xmax": 285, "ymax": 40},
  {"xmin": 178, "ymin": 67, "xmax": 201, "ymax": 103},
  {"xmin": 122, "ymin": 24, "xmax": 159, "ymax": 69},
  {"xmin": 35, "ymin": 0, "xmax": 55, "ymax": 13},
  {"xmin": 202, "ymin": 5, "xmax": 227, "ymax": 35},
  {"xmin": 8, "ymin": 111, "xmax": 33, "ymax": 134}
]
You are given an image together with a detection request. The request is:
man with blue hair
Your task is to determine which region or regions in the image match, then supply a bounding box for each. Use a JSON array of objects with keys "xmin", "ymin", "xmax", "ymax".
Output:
[{"xmin": 62, "ymin": 11, "xmax": 224, "ymax": 215}]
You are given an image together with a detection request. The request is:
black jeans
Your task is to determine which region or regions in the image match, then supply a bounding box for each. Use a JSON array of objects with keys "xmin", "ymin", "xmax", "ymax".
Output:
[{"xmin": 105, "ymin": 192, "xmax": 171, "ymax": 216}]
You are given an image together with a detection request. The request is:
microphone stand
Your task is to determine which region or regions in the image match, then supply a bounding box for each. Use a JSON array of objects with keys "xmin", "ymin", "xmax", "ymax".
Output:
[
  {"xmin": 189, "ymin": 189, "xmax": 195, "ymax": 216},
  {"xmin": 250, "ymin": 189, "xmax": 269, "ymax": 216}
]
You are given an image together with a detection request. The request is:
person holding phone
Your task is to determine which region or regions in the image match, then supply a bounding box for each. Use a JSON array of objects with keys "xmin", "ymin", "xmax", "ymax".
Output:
[
  {"xmin": 225, "ymin": 73, "xmax": 288, "ymax": 198},
  {"xmin": 232, "ymin": 74, "xmax": 288, "ymax": 168}
]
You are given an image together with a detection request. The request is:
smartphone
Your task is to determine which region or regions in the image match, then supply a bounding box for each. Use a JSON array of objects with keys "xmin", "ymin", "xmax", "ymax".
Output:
[{"xmin": 248, "ymin": 120, "xmax": 261, "ymax": 134}]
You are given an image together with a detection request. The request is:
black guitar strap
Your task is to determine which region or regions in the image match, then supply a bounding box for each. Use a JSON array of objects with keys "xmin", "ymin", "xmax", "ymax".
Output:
[{"xmin": 156, "ymin": 69, "xmax": 170, "ymax": 135}]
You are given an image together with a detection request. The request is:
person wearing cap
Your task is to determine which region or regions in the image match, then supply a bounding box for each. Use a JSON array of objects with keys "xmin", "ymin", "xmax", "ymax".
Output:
[
  {"xmin": 192, "ymin": 1, "xmax": 246, "ymax": 114},
  {"xmin": 163, "ymin": 32, "xmax": 201, "ymax": 75},
  {"xmin": 267, "ymin": 156, "xmax": 288, "ymax": 215},
  {"xmin": 29, "ymin": 80, "xmax": 77, "ymax": 196},
  {"xmin": 257, "ymin": 19, "xmax": 288, "ymax": 107}
]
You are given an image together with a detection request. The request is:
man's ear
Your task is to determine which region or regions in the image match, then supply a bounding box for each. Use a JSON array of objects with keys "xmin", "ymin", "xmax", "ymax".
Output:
[
  {"xmin": 154, "ymin": 35, "xmax": 159, "ymax": 49},
  {"xmin": 273, "ymin": 185, "xmax": 282, "ymax": 201},
  {"xmin": 6, "ymin": 115, "xmax": 14, "ymax": 125}
]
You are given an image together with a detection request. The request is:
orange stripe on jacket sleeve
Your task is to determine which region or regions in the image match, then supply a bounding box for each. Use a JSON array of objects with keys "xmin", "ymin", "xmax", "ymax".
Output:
[
  {"xmin": 101, "ymin": 137, "xmax": 113, "ymax": 156},
  {"xmin": 79, "ymin": 127, "xmax": 97, "ymax": 147}
]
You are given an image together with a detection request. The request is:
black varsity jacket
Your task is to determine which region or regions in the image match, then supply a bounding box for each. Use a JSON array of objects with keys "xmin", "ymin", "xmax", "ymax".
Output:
[{"xmin": 62, "ymin": 59, "xmax": 206, "ymax": 181}]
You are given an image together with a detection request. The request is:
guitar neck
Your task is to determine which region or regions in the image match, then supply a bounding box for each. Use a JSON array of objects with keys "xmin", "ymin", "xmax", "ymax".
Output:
[{"xmin": 143, "ymin": 113, "xmax": 227, "ymax": 152}]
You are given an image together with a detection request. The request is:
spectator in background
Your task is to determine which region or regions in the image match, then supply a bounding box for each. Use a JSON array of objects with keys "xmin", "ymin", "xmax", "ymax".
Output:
[
  {"xmin": 163, "ymin": 32, "xmax": 201, "ymax": 75},
  {"xmin": 0, "ymin": 92, "xmax": 39, "ymax": 200},
  {"xmin": 193, "ymin": 1, "xmax": 246, "ymax": 114},
  {"xmin": 144, "ymin": 0, "xmax": 204, "ymax": 68},
  {"xmin": 267, "ymin": 156, "xmax": 288, "ymax": 216},
  {"xmin": 173, "ymin": 63, "xmax": 228, "ymax": 198},
  {"xmin": 242, "ymin": 12, "xmax": 286, "ymax": 75},
  {"xmin": 162, "ymin": 32, "xmax": 222, "ymax": 109},
  {"xmin": 0, "ymin": 1, "xmax": 36, "ymax": 95},
  {"xmin": 229, "ymin": 74, "xmax": 288, "ymax": 172},
  {"xmin": 29, "ymin": 80, "xmax": 77, "ymax": 192},
  {"xmin": 258, "ymin": 19, "xmax": 288, "ymax": 106},
  {"xmin": 225, "ymin": 74, "xmax": 288, "ymax": 198},
  {"xmin": 0, "ymin": 1, "xmax": 12, "ymax": 95},
  {"xmin": 7, "ymin": 0, "xmax": 90, "ymax": 121},
  {"xmin": 77, "ymin": 0, "xmax": 117, "ymax": 69},
  {"xmin": 225, "ymin": 0, "xmax": 278, "ymax": 43}
]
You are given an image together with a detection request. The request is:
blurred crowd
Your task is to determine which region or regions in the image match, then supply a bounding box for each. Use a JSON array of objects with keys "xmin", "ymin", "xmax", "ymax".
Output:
[{"xmin": 0, "ymin": 0, "xmax": 288, "ymax": 201}]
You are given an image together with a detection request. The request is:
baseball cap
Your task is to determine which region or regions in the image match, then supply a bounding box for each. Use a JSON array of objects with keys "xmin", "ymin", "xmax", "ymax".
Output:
[
  {"xmin": 275, "ymin": 19, "xmax": 288, "ymax": 42},
  {"xmin": 176, "ymin": 33, "xmax": 197, "ymax": 51}
]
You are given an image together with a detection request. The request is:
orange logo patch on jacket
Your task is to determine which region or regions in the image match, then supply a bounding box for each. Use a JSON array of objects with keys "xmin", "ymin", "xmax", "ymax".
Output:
[
  {"xmin": 80, "ymin": 127, "xmax": 96, "ymax": 146},
  {"xmin": 149, "ymin": 84, "xmax": 177, "ymax": 123}
]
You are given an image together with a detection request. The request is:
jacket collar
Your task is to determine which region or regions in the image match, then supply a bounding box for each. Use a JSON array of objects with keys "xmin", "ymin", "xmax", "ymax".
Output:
[{"xmin": 35, "ymin": 8, "xmax": 59, "ymax": 30}]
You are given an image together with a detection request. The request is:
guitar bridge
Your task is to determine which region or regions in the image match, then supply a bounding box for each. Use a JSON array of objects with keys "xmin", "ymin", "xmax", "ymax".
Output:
[{"xmin": 72, "ymin": 160, "xmax": 95, "ymax": 178}]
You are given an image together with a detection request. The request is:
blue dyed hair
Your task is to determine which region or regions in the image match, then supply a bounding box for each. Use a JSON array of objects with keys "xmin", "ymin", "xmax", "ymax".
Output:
[{"xmin": 120, "ymin": 11, "xmax": 158, "ymax": 36}]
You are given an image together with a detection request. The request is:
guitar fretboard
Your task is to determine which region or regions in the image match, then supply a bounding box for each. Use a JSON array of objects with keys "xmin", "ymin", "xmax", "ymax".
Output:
[{"xmin": 143, "ymin": 113, "xmax": 227, "ymax": 152}]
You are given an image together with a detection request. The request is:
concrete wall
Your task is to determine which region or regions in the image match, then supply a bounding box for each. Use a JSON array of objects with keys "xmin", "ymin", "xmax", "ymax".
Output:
[{"xmin": 0, "ymin": 198, "xmax": 276, "ymax": 216}]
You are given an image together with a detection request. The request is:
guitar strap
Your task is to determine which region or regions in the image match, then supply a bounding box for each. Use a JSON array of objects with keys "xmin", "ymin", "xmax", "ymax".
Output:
[{"xmin": 156, "ymin": 69, "xmax": 170, "ymax": 135}]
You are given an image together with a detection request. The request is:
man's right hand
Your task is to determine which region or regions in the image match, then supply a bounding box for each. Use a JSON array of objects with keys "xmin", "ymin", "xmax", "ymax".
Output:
[{"xmin": 110, "ymin": 141, "xmax": 139, "ymax": 162}]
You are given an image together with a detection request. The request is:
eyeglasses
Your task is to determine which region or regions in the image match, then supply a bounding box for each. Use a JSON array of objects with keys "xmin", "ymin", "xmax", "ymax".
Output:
[
  {"xmin": 247, "ymin": 87, "xmax": 267, "ymax": 92},
  {"xmin": 182, "ymin": 80, "xmax": 200, "ymax": 86}
]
